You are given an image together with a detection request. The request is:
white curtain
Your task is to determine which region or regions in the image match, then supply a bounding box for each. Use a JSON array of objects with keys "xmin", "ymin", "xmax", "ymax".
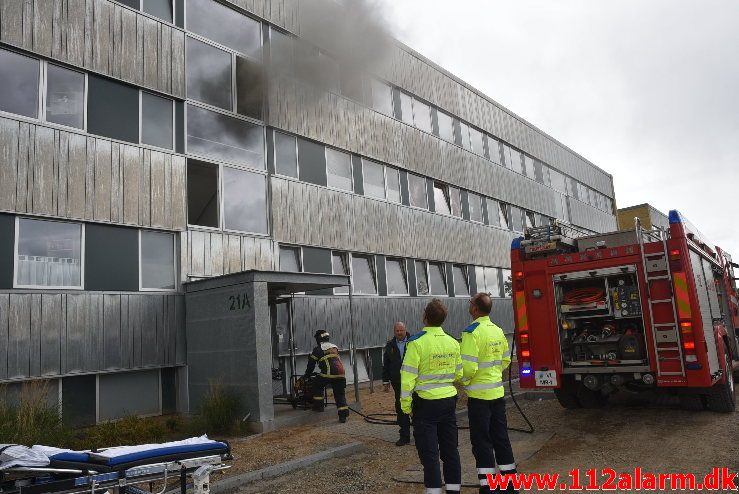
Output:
[{"xmin": 16, "ymin": 255, "xmax": 81, "ymax": 287}]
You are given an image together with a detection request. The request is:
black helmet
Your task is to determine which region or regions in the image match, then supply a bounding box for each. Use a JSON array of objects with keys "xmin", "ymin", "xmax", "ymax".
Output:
[{"xmin": 314, "ymin": 330, "xmax": 330, "ymax": 343}]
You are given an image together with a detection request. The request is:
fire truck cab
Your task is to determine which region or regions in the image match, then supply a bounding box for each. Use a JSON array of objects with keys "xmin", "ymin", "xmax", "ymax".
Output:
[{"xmin": 511, "ymin": 210, "xmax": 738, "ymax": 412}]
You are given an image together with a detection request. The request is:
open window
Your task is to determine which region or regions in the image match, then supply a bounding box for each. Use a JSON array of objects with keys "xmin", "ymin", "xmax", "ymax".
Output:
[
  {"xmin": 351, "ymin": 254, "xmax": 377, "ymax": 295},
  {"xmin": 433, "ymin": 182, "xmax": 451, "ymax": 215},
  {"xmin": 386, "ymin": 258, "xmax": 409, "ymax": 296}
]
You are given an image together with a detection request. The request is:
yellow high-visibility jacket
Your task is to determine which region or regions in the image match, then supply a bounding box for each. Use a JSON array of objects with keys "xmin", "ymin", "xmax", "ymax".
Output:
[
  {"xmin": 400, "ymin": 326, "xmax": 462, "ymax": 414},
  {"xmin": 460, "ymin": 316, "xmax": 511, "ymax": 400}
]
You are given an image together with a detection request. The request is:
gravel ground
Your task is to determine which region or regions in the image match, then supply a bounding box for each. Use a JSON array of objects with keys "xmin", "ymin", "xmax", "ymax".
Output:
[{"xmin": 229, "ymin": 385, "xmax": 737, "ymax": 493}]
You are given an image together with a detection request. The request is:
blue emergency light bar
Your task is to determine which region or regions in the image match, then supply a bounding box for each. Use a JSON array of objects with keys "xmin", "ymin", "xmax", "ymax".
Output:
[{"xmin": 521, "ymin": 368, "xmax": 532, "ymax": 375}]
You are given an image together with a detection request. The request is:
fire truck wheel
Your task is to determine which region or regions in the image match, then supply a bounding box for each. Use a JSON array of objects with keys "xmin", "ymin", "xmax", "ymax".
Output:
[
  {"xmin": 553, "ymin": 376, "xmax": 581, "ymax": 409},
  {"xmin": 575, "ymin": 386, "xmax": 609, "ymax": 409},
  {"xmin": 677, "ymin": 393, "xmax": 706, "ymax": 411},
  {"xmin": 704, "ymin": 351, "xmax": 736, "ymax": 413}
]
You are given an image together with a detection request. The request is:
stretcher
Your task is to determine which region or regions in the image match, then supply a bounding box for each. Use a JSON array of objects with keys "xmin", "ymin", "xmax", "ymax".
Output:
[{"xmin": 0, "ymin": 436, "xmax": 231, "ymax": 494}]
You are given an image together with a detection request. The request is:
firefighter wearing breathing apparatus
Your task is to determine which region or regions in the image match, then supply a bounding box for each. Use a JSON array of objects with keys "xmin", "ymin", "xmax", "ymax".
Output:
[
  {"xmin": 304, "ymin": 330, "xmax": 349, "ymax": 423},
  {"xmin": 400, "ymin": 299, "xmax": 463, "ymax": 494},
  {"xmin": 461, "ymin": 292, "xmax": 518, "ymax": 494}
]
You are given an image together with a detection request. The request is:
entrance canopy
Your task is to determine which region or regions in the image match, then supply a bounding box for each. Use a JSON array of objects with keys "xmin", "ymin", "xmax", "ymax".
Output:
[{"xmin": 184, "ymin": 270, "xmax": 351, "ymax": 298}]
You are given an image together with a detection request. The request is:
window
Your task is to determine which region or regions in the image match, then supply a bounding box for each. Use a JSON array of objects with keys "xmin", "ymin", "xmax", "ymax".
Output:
[
  {"xmin": 0, "ymin": 49, "xmax": 39, "ymax": 118},
  {"xmin": 279, "ymin": 246, "xmax": 301, "ymax": 272},
  {"xmin": 87, "ymin": 74, "xmax": 138, "ymax": 143},
  {"xmin": 386, "ymin": 168, "xmax": 401, "ymax": 203},
  {"xmin": 386, "ymin": 258, "xmax": 408, "ymax": 295},
  {"xmin": 274, "ymin": 132, "xmax": 298, "ymax": 178},
  {"xmin": 415, "ymin": 260, "xmax": 429, "ymax": 295},
  {"xmin": 408, "ymin": 174, "xmax": 428, "ymax": 209},
  {"xmin": 332, "ymin": 251, "xmax": 349, "ymax": 294},
  {"xmin": 236, "ymin": 56, "xmax": 264, "ymax": 120},
  {"xmin": 507, "ymin": 146, "xmax": 523, "ymax": 174},
  {"xmin": 525, "ymin": 211, "xmax": 536, "ymax": 229},
  {"xmin": 339, "ymin": 66, "xmax": 366, "ymax": 104},
  {"xmin": 429, "ymin": 262, "xmax": 447, "ymax": 296},
  {"xmin": 187, "ymin": 105, "xmax": 264, "ymax": 168},
  {"xmin": 413, "ymin": 99, "xmax": 433, "ymax": 133},
  {"xmin": 437, "ymin": 111, "xmax": 454, "ymax": 142},
  {"xmin": 498, "ymin": 202, "xmax": 510, "ymax": 230},
  {"xmin": 318, "ymin": 52, "xmax": 340, "ymax": 94},
  {"xmin": 458, "ymin": 122, "xmax": 471, "ymax": 150},
  {"xmin": 269, "ymin": 28, "xmax": 293, "ymax": 75},
  {"xmin": 487, "ymin": 135, "xmax": 500, "ymax": 164},
  {"xmin": 469, "ymin": 127, "xmax": 484, "ymax": 156},
  {"xmin": 468, "ymin": 193, "xmax": 483, "ymax": 223},
  {"xmin": 187, "ymin": 160, "xmax": 219, "ymax": 228},
  {"xmin": 351, "ymin": 254, "xmax": 377, "ymax": 295},
  {"xmin": 186, "ymin": 0, "xmax": 261, "ymax": 59},
  {"xmin": 549, "ymin": 168, "xmax": 566, "ymax": 193},
  {"xmin": 398, "ymin": 91, "xmax": 414, "ymax": 125},
  {"xmin": 326, "ymin": 148, "xmax": 353, "ymax": 191},
  {"xmin": 450, "ymin": 187, "xmax": 462, "ymax": 217},
  {"xmin": 120, "ymin": 0, "xmax": 173, "ymax": 23},
  {"xmin": 371, "ymin": 79, "xmax": 393, "ymax": 117},
  {"xmin": 433, "ymin": 183, "xmax": 451, "ymax": 215},
  {"xmin": 485, "ymin": 267, "xmax": 501, "ymax": 297},
  {"xmin": 140, "ymin": 231, "xmax": 175, "ymax": 290},
  {"xmin": 15, "ymin": 218, "xmax": 82, "ymax": 289},
  {"xmin": 222, "ymin": 167, "xmax": 268, "ymax": 234},
  {"xmin": 186, "ymin": 37, "xmax": 232, "ymax": 110},
  {"xmin": 46, "ymin": 64, "xmax": 85, "ymax": 129},
  {"xmin": 523, "ymin": 155, "xmax": 536, "ymax": 179},
  {"xmin": 141, "ymin": 92, "xmax": 174, "ymax": 150},
  {"xmin": 510, "ymin": 206, "xmax": 524, "ymax": 232},
  {"xmin": 501, "ymin": 268, "xmax": 513, "ymax": 298},
  {"xmin": 453, "ymin": 265, "xmax": 469, "ymax": 296},
  {"xmin": 486, "ymin": 199, "xmax": 500, "ymax": 227},
  {"xmin": 363, "ymin": 159, "xmax": 386, "ymax": 199}
]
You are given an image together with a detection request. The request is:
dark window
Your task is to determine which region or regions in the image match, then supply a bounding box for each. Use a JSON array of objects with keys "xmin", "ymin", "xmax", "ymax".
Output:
[
  {"xmin": 279, "ymin": 246, "xmax": 301, "ymax": 272},
  {"xmin": 453, "ymin": 265, "xmax": 469, "ymax": 296},
  {"xmin": 525, "ymin": 211, "xmax": 536, "ymax": 229},
  {"xmin": 274, "ymin": 132, "xmax": 298, "ymax": 178},
  {"xmin": 141, "ymin": 230, "xmax": 176, "ymax": 290},
  {"xmin": 458, "ymin": 122, "xmax": 472, "ymax": 150},
  {"xmin": 141, "ymin": 92, "xmax": 173, "ymax": 149},
  {"xmin": 187, "ymin": 160, "xmax": 219, "ymax": 227},
  {"xmin": 450, "ymin": 187, "xmax": 462, "ymax": 217},
  {"xmin": 187, "ymin": 105, "xmax": 264, "ymax": 168},
  {"xmin": 510, "ymin": 206, "xmax": 524, "ymax": 232},
  {"xmin": 469, "ymin": 127, "xmax": 484, "ymax": 156},
  {"xmin": 415, "ymin": 260, "xmax": 429, "ymax": 295},
  {"xmin": 85, "ymin": 224, "xmax": 138, "ymax": 291},
  {"xmin": 498, "ymin": 202, "xmax": 510, "ymax": 230},
  {"xmin": 62, "ymin": 375, "xmax": 96, "ymax": 427},
  {"xmin": 222, "ymin": 167, "xmax": 268, "ymax": 234},
  {"xmin": 161, "ymin": 367, "xmax": 177, "ymax": 414},
  {"xmin": 45, "ymin": 64, "xmax": 84, "ymax": 129},
  {"xmin": 408, "ymin": 173, "xmax": 428, "ymax": 209},
  {"xmin": 16, "ymin": 218, "xmax": 82, "ymax": 288},
  {"xmin": 269, "ymin": 28, "xmax": 293, "ymax": 75},
  {"xmin": 488, "ymin": 135, "xmax": 501, "ymax": 164},
  {"xmin": 468, "ymin": 193, "xmax": 483, "ymax": 223},
  {"xmin": 508, "ymin": 146, "xmax": 523, "ymax": 174},
  {"xmin": 386, "ymin": 258, "xmax": 408, "ymax": 295},
  {"xmin": 433, "ymin": 183, "xmax": 451, "ymax": 215},
  {"xmin": 0, "ymin": 214, "xmax": 14, "ymax": 289},
  {"xmin": 363, "ymin": 159, "xmax": 385, "ymax": 199},
  {"xmin": 352, "ymin": 254, "xmax": 377, "ymax": 295},
  {"xmin": 339, "ymin": 65, "xmax": 365, "ymax": 103},
  {"xmin": 142, "ymin": 0, "xmax": 172, "ymax": 22},
  {"xmin": 186, "ymin": 37, "xmax": 232, "ymax": 110},
  {"xmin": 332, "ymin": 251, "xmax": 349, "ymax": 294},
  {"xmin": 186, "ymin": 0, "xmax": 261, "ymax": 58},
  {"xmin": 501, "ymin": 269, "xmax": 513, "ymax": 298},
  {"xmin": 429, "ymin": 262, "xmax": 447, "ymax": 296},
  {"xmin": 118, "ymin": 0, "xmax": 139, "ymax": 8},
  {"xmin": 236, "ymin": 56, "xmax": 264, "ymax": 120},
  {"xmin": 87, "ymin": 74, "xmax": 138, "ymax": 143},
  {"xmin": 0, "ymin": 48, "xmax": 39, "ymax": 118},
  {"xmin": 301, "ymin": 246, "xmax": 332, "ymax": 274},
  {"xmin": 298, "ymin": 138, "xmax": 327, "ymax": 186}
]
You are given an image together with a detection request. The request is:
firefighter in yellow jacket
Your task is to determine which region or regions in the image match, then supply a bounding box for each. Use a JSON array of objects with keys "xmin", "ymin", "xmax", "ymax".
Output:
[
  {"xmin": 461, "ymin": 292, "xmax": 517, "ymax": 493},
  {"xmin": 401, "ymin": 299, "xmax": 462, "ymax": 494},
  {"xmin": 304, "ymin": 330, "xmax": 349, "ymax": 422}
]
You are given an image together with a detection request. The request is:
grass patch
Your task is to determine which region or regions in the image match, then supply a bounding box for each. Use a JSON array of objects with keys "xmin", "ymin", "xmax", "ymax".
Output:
[{"xmin": 190, "ymin": 382, "xmax": 246, "ymax": 436}]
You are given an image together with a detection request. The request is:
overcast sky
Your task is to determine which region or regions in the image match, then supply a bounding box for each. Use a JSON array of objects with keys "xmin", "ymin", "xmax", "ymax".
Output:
[{"xmin": 374, "ymin": 0, "xmax": 739, "ymax": 255}]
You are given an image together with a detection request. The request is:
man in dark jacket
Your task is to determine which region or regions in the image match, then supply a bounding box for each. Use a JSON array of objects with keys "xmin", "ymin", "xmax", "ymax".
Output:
[
  {"xmin": 382, "ymin": 321, "xmax": 411, "ymax": 445},
  {"xmin": 304, "ymin": 330, "xmax": 349, "ymax": 422}
]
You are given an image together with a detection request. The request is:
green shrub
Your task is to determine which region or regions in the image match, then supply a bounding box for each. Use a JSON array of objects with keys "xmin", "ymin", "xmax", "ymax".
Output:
[
  {"xmin": 0, "ymin": 381, "xmax": 70, "ymax": 447},
  {"xmin": 80, "ymin": 415, "xmax": 166, "ymax": 450},
  {"xmin": 193, "ymin": 383, "xmax": 244, "ymax": 436}
]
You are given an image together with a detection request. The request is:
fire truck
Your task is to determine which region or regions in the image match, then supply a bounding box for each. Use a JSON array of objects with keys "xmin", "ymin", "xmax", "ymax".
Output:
[{"xmin": 510, "ymin": 210, "xmax": 738, "ymax": 411}]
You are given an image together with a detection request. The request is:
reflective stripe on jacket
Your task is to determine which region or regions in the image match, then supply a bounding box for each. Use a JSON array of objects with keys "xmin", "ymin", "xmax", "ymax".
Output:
[
  {"xmin": 400, "ymin": 326, "xmax": 462, "ymax": 414},
  {"xmin": 305, "ymin": 345, "xmax": 345, "ymax": 378},
  {"xmin": 460, "ymin": 316, "xmax": 510, "ymax": 400}
]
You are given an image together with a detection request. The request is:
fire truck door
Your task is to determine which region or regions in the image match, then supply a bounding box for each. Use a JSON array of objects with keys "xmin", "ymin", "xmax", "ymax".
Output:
[{"xmin": 689, "ymin": 250, "xmax": 721, "ymax": 374}]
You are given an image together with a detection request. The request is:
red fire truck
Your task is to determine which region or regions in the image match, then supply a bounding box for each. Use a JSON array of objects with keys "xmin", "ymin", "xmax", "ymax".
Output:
[{"xmin": 511, "ymin": 210, "xmax": 738, "ymax": 411}]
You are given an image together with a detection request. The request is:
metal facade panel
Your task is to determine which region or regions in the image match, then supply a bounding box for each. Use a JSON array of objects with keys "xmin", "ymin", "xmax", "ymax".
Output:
[
  {"xmin": 568, "ymin": 198, "xmax": 617, "ymax": 233},
  {"xmin": 8, "ymin": 294, "xmax": 31, "ymax": 379},
  {"xmin": 40, "ymin": 294, "xmax": 63, "ymax": 376},
  {"xmin": 0, "ymin": 118, "xmax": 19, "ymax": 212}
]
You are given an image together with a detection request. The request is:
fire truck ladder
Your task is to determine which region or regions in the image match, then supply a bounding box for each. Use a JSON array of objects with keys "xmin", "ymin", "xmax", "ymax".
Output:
[{"xmin": 635, "ymin": 218, "xmax": 686, "ymax": 377}]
